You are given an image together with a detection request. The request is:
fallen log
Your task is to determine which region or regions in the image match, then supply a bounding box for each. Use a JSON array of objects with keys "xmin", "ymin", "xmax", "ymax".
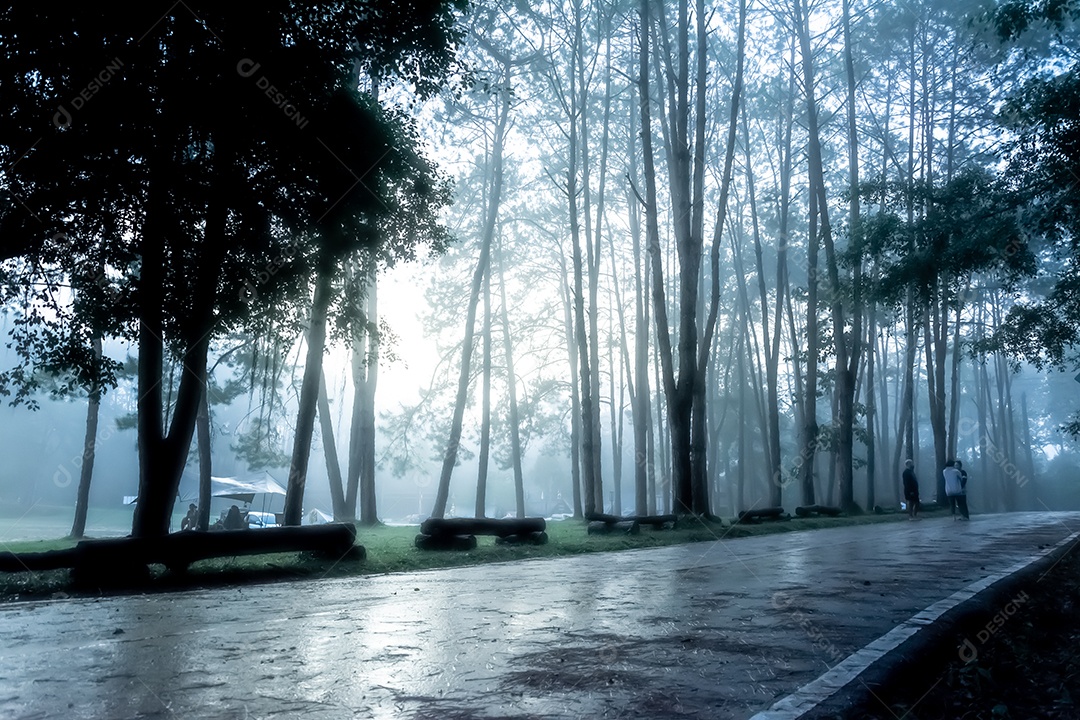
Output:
[
  {"xmin": 419, "ymin": 517, "xmax": 546, "ymax": 538},
  {"xmin": 587, "ymin": 520, "xmax": 640, "ymax": 535},
  {"xmin": 0, "ymin": 547, "xmax": 79, "ymax": 573},
  {"xmin": 414, "ymin": 533, "xmax": 478, "ymax": 551},
  {"xmin": 736, "ymin": 507, "xmax": 788, "ymax": 524},
  {"xmin": 71, "ymin": 523, "xmax": 361, "ymax": 585},
  {"xmin": 494, "ymin": 531, "xmax": 548, "ymax": 545},
  {"xmin": 585, "ymin": 513, "xmax": 677, "ymax": 529},
  {"xmin": 794, "ymin": 505, "xmax": 842, "ymax": 518}
]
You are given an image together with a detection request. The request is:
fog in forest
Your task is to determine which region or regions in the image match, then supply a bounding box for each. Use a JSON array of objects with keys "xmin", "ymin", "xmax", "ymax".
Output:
[{"xmin": 2, "ymin": 0, "xmax": 1079, "ymax": 540}]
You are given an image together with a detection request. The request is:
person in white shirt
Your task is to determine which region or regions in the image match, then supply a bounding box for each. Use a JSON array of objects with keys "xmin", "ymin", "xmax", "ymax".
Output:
[{"xmin": 943, "ymin": 460, "xmax": 969, "ymax": 520}]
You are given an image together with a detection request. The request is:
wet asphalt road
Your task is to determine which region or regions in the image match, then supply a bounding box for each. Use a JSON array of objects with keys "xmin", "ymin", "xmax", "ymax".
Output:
[{"xmin": 1, "ymin": 511, "xmax": 1077, "ymax": 720}]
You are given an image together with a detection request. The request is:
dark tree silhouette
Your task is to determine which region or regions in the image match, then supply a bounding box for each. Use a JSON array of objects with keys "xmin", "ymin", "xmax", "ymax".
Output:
[{"xmin": 0, "ymin": 2, "xmax": 464, "ymax": 536}]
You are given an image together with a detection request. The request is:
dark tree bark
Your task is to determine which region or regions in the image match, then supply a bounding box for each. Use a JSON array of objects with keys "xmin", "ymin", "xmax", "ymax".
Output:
[
  {"xmin": 284, "ymin": 253, "xmax": 335, "ymax": 526},
  {"xmin": 559, "ymin": 251, "xmax": 584, "ymax": 519},
  {"xmin": 357, "ymin": 268, "xmax": 379, "ymax": 526},
  {"xmin": 69, "ymin": 334, "xmax": 102, "ymax": 539},
  {"xmin": 795, "ymin": 0, "xmax": 859, "ymax": 512},
  {"xmin": 318, "ymin": 371, "xmax": 348, "ymax": 521},
  {"xmin": 196, "ymin": 384, "xmax": 212, "ymax": 532},
  {"xmin": 693, "ymin": 0, "xmax": 746, "ymax": 518},
  {"xmin": 132, "ymin": 178, "xmax": 224, "ymax": 538},
  {"xmin": 496, "ymin": 241, "xmax": 526, "ymax": 518},
  {"xmin": 475, "ymin": 266, "xmax": 492, "ymax": 518}
]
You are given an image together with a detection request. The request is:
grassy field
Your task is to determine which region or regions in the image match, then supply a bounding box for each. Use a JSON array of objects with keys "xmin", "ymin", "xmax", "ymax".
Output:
[{"xmin": 0, "ymin": 506, "xmax": 943, "ymax": 602}]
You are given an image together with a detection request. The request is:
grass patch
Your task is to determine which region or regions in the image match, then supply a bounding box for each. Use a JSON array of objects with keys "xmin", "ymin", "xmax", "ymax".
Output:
[
  {"xmin": 1, "ymin": 537, "xmax": 78, "ymax": 554},
  {"xmin": 0, "ymin": 506, "xmax": 945, "ymax": 602}
]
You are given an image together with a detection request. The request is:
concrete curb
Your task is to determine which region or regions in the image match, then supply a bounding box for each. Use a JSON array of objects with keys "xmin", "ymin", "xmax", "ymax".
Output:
[{"xmin": 751, "ymin": 530, "xmax": 1080, "ymax": 719}]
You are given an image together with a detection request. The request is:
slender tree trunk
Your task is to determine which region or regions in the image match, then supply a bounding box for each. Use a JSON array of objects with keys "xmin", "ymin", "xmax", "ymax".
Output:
[
  {"xmin": 799, "ymin": 188, "xmax": 820, "ymax": 507},
  {"xmin": 133, "ymin": 181, "xmax": 223, "ymax": 537},
  {"xmin": 772, "ymin": 40, "xmax": 798, "ymax": 507},
  {"xmin": 345, "ymin": 328, "xmax": 363, "ymax": 520},
  {"xmin": 608, "ymin": 301, "xmax": 623, "ymax": 517},
  {"xmin": 924, "ymin": 299, "xmax": 948, "ymax": 503},
  {"xmin": 496, "ymin": 239, "xmax": 526, "ymax": 518},
  {"xmin": 865, "ymin": 295, "xmax": 878, "ymax": 510},
  {"xmin": 627, "ymin": 80, "xmax": 649, "ymax": 517},
  {"xmin": 1020, "ymin": 392, "xmax": 1036, "ymax": 507},
  {"xmin": 640, "ymin": 0, "xmax": 673, "ymax": 517},
  {"xmin": 737, "ymin": 311, "xmax": 747, "ymax": 512},
  {"xmin": 431, "ymin": 59, "xmax": 509, "ymax": 519},
  {"xmin": 69, "ymin": 335, "xmax": 102, "ymax": 539},
  {"xmin": 284, "ymin": 254, "xmax": 334, "ymax": 526},
  {"xmin": 642, "ymin": 0, "xmax": 697, "ymax": 516},
  {"xmin": 318, "ymin": 371, "xmax": 347, "ymax": 520},
  {"xmin": 566, "ymin": 45, "xmax": 601, "ymax": 516},
  {"xmin": 583, "ymin": 7, "xmax": 611, "ymax": 515},
  {"xmin": 841, "ymin": 0, "xmax": 864, "ymax": 511},
  {"xmin": 744, "ymin": 114, "xmax": 783, "ymax": 498},
  {"xmin": 560, "ymin": 254, "xmax": 584, "ymax": 519},
  {"xmin": 796, "ymin": 0, "xmax": 857, "ymax": 511},
  {"xmin": 475, "ymin": 266, "xmax": 492, "ymax": 518},
  {"xmin": 357, "ymin": 269, "xmax": 379, "ymax": 526},
  {"xmin": 196, "ymin": 384, "xmax": 212, "ymax": 531},
  {"xmin": 694, "ymin": 0, "xmax": 746, "ymax": 518}
]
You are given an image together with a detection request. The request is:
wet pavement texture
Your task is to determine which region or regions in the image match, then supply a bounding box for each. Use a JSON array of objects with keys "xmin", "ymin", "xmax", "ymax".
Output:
[{"xmin": 1, "ymin": 511, "xmax": 1077, "ymax": 719}]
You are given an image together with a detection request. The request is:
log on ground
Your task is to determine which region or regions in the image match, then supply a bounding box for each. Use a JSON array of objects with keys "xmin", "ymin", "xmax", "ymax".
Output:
[
  {"xmin": 494, "ymin": 531, "xmax": 548, "ymax": 545},
  {"xmin": 0, "ymin": 547, "xmax": 79, "ymax": 573},
  {"xmin": 794, "ymin": 505, "xmax": 843, "ymax": 518},
  {"xmin": 71, "ymin": 523, "xmax": 360, "ymax": 585},
  {"xmin": 736, "ymin": 507, "xmax": 788, "ymax": 524},
  {"xmin": 587, "ymin": 520, "xmax": 640, "ymax": 535},
  {"xmin": 414, "ymin": 533, "xmax": 478, "ymax": 551},
  {"xmin": 586, "ymin": 512, "xmax": 677, "ymax": 529},
  {"xmin": 420, "ymin": 517, "xmax": 546, "ymax": 537}
]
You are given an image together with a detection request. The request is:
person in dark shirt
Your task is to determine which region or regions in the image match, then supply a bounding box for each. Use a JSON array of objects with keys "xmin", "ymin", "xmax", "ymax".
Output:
[
  {"xmin": 180, "ymin": 503, "xmax": 198, "ymax": 531},
  {"xmin": 902, "ymin": 459, "xmax": 920, "ymax": 520},
  {"xmin": 223, "ymin": 504, "xmax": 245, "ymax": 530}
]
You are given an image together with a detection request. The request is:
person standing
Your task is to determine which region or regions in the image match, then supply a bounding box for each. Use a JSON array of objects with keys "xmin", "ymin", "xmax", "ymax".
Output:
[
  {"xmin": 902, "ymin": 459, "xmax": 920, "ymax": 520},
  {"xmin": 943, "ymin": 460, "xmax": 969, "ymax": 520}
]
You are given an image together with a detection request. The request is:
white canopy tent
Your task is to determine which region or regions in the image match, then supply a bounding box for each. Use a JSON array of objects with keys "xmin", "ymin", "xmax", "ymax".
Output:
[
  {"xmin": 211, "ymin": 472, "xmax": 287, "ymax": 503},
  {"xmin": 209, "ymin": 472, "xmax": 287, "ymax": 517}
]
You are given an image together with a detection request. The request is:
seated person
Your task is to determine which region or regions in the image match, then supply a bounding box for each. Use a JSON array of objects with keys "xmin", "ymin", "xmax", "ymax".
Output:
[
  {"xmin": 223, "ymin": 504, "xmax": 246, "ymax": 530},
  {"xmin": 180, "ymin": 503, "xmax": 199, "ymax": 531}
]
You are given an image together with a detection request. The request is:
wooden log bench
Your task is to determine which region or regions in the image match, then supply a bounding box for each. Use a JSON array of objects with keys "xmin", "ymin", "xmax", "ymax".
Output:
[
  {"xmin": 414, "ymin": 517, "xmax": 547, "ymax": 550},
  {"xmin": 794, "ymin": 504, "xmax": 842, "ymax": 518},
  {"xmin": 0, "ymin": 547, "xmax": 80, "ymax": 573},
  {"xmin": 586, "ymin": 512, "xmax": 677, "ymax": 529},
  {"xmin": 735, "ymin": 507, "xmax": 789, "ymax": 524},
  {"xmin": 585, "ymin": 512, "xmax": 677, "ymax": 535},
  {"xmin": 587, "ymin": 520, "xmax": 640, "ymax": 535},
  {"xmin": 0, "ymin": 523, "xmax": 362, "ymax": 586}
]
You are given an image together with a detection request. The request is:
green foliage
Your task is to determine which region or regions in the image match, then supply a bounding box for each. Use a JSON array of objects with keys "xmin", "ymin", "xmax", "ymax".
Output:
[
  {"xmin": 989, "ymin": 0, "xmax": 1079, "ymax": 41},
  {"xmin": 860, "ymin": 169, "xmax": 1034, "ymax": 309},
  {"xmin": 984, "ymin": 0, "xmax": 1080, "ymax": 369},
  {"xmin": 231, "ymin": 417, "xmax": 292, "ymax": 472},
  {"xmin": 0, "ymin": 1, "xmax": 465, "ymax": 405}
]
